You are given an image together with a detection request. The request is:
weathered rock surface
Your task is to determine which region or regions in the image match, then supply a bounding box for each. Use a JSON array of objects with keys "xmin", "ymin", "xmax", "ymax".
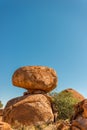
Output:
[
  {"xmin": 71, "ymin": 99, "xmax": 87, "ymax": 130},
  {"xmin": 12, "ymin": 66, "xmax": 58, "ymax": 93},
  {"xmin": 0, "ymin": 121, "xmax": 12, "ymax": 130},
  {"xmin": 71, "ymin": 126, "xmax": 80, "ymax": 130},
  {"xmin": 0, "ymin": 109, "xmax": 3, "ymax": 122},
  {"xmin": 3, "ymin": 94, "xmax": 54, "ymax": 126},
  {"xmin": 0, "ymin": 109, "xmax": 3, "ymax": 116},
  {"xmin": 63, "ymin": 88, "xmax": 84, "ymax": 101}
]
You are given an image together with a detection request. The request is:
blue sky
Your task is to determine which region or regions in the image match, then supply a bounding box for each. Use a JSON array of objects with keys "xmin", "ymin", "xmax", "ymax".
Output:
[{"xmin": 0, "ymin": 0, "xmax": 87, "ymax": 106}]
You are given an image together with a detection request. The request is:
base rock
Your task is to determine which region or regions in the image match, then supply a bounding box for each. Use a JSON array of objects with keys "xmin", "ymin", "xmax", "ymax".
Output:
[{"xmin": 3, "ymin": 94, "xmax": 54, "ymax": 127}]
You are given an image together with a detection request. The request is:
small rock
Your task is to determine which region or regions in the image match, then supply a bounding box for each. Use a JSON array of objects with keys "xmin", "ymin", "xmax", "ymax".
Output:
[
  {"xmin": 55, "ymin": 120, "xmax": 71, "ymax": 130},
  {"xmin": 0, "ymin": 121, "xmax": 12, "ymax": 130}
]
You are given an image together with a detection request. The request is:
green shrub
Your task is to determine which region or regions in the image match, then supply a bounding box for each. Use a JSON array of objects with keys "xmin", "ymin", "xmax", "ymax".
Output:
[
  {"xmin": 0, "ymin": 100, "xmax": 3, "ymax": 108},
  {"xmin": 51, "ymin": 91, "xmax": 79, "ymax": 120}
]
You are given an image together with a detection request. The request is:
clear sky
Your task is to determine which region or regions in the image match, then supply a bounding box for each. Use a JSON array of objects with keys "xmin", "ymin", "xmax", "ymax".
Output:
[{"xmin": 0, "ymin": 0, "xmax": 87, "ymax": 106}]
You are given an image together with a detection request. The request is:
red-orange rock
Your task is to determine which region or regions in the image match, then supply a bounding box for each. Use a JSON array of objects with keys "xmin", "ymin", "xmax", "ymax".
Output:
[
  {"xmin": 71, "ymin": 116, "xmax": 87, "ymax": 130},
  {"xmin": 71, "ymin": 99, "xmax": 87, "ymax": 130},
  {"xmin": 0, "ymin": 121, "xmax": 12, "ymax": 130},
  {"xmin": 0, "ymin": 109, "xmax": 3, "ymax": 116},
  {"xmin": 71, "ymin": 126, "xmax": 80, "ymax": 130},
  {"xmin": 3, "ymin": 94, "xmax": 54, "ymax": 126},
  {"xmin": 12, "ymin": 66, "xmax": 58, "ymax": 93}
]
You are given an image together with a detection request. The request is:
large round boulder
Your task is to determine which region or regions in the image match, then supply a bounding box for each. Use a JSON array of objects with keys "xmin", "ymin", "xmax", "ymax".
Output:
[
  {"xmin": 12, "ymin": 66, "xmax": 58, "ymax": 93},
  {"xmin": 3, "ymin": 94, "xmax": 54, "ymax": 127}
]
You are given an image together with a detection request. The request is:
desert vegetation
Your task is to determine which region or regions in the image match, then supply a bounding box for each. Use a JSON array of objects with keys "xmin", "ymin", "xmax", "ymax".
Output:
[
  {"xmin": 0, "ymin": 100, "xmax": 3, "ymax": 108},
  {"xmin": 51, "ymin": 90, "xmax": 80, "ymax": 120}
]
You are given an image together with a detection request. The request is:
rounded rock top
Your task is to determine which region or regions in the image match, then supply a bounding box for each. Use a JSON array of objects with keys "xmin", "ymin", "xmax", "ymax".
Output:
[{"xmin": 12, "ymin": 66, "xmax": 58, "ymax": 93}]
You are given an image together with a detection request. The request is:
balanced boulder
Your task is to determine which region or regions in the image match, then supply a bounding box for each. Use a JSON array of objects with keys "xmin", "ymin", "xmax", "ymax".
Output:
[
  {"xmin": 12, "ymin": 66, "xmax": 58, "ymax": 93},
  {"xmin": 3, "ymin": 65, "xmax": 58, "ymax": 128}
]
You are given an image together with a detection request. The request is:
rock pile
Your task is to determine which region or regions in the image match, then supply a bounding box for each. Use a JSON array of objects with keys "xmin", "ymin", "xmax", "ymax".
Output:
[
  {"xmin": 3, "ymin": 66, "xmax": 58, "ymax": 127},
  {"xmin": 71, "ymin": 99, "xmax": 87, "ymax": 130}
]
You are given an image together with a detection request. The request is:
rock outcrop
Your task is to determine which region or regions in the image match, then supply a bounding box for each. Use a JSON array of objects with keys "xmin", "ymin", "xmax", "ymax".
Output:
[
  {"xmin": 3, "ymin": 94, "xmax": 54, "ymax": 126},
  {"xmin": 3, "ymin": 65, "xmax": 58, "ymax": 127},
  {"xmin": 3, "ymin": 65, "xmax": 87, "ymax": 129},
  {"xmin": 71, "ymin": 99, "xmax": 87, "ymax": 130},
  {"xmin": 3, "ymin": 64, "xmax": 87, "ymax": 130},
  {"xmin": 12, "ymin": 66, "xmax": 58, "ymax": 93},
  {"xmin": 0, "ymin": 121, "xmax": 12, "ymax": 130}
]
